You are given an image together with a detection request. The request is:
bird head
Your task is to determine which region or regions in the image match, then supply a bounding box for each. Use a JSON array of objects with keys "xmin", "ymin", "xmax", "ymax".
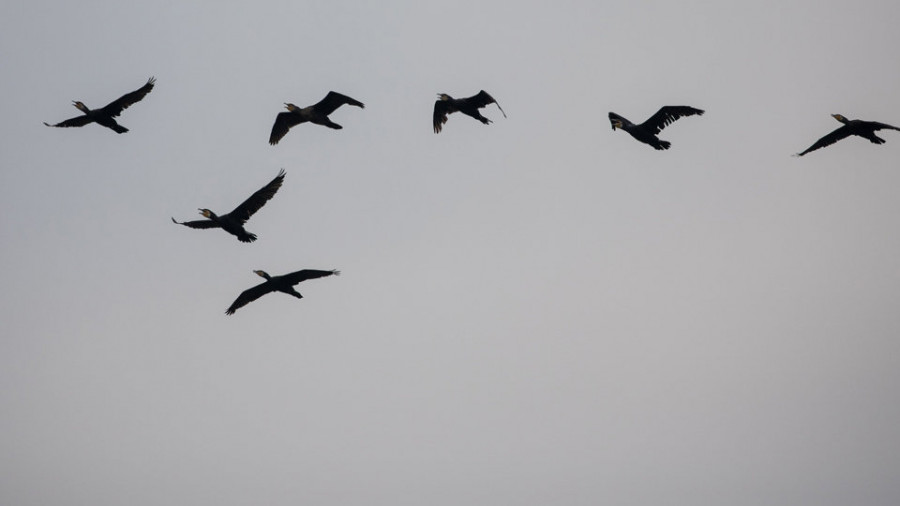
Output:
[
  {"xmin": 608, "ymin": 113, "xmax": 625, "ymax": 130},
  {"xmin": 437, "ymin": 93, "xmax": 451, "ymax": 102},
  {"xmin": 832, "ymin": 114, "xmax": 848, "ymax": 123},
  {"xmin": 284, "ymin": 103, "xmax": 299, "ymax": 112},
  {"xmin": 72, "ymin": 101, "xmax": 88, "ymax": 112},
  {"xmin": 253, "ymin": 270, "xmax": 271, "ymax": 280},
  {"xmin": 198, "ymin": 208, "xmax": 215, "ymax": 219}
]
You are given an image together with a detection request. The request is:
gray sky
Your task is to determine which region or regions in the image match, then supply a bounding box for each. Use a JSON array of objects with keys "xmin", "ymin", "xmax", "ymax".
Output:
[{"xmin": 3, "ymin": 1, "xmax": 900, "ymax": 505}]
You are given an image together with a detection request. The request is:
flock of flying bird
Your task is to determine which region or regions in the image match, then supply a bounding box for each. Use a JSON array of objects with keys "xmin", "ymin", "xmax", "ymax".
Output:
[{"xmin": 42, "ymin": 77, "xmax": 900, "ymax": 313}]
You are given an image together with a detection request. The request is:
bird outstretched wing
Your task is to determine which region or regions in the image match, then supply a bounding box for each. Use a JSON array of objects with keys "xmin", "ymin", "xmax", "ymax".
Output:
[
  {"xmin": 282, "ymin": 269, "xmax": 340, "ymax": 285},
  {"xmin": 228, "ymin": 169, "xmax": 286, "ymax": 224},
  {"xmin": 795, "ymin": 126, "xmax": 853, "ymax": 156},
  {"xmin": 269, "ymin": 113, "xmax": 306, "ymax": 145},
  {"xmin": 313, "ymin": 91, "xmax": 364, "ymax": 116},
  {"xmin": 640, "ymin": 106, "xmax": 704, "ymax": 135},
  {"xmin": 226, "ymin": 281, "xmax": 273, "ymax": 315},
  {"xmin": 171, "ymin": 217, "xmax": 220, "ymax": 229},
  {"xmin": 433, "ymin": 100, "xmax": 452, "ymax": 133},
  {"xmin": 100, "ymin": 77, "xmax": 156, "ymax": 118},
  {"xmin": 44, "ymin": 115, "xmax": 94, "ymax": 128},
  {"xmin": 468, "ymin": 90, "xmax": 506, "ymax": 118},
  {"xmin": 869, "ymin": 121, "xmax": 900, "ymax": 132}
]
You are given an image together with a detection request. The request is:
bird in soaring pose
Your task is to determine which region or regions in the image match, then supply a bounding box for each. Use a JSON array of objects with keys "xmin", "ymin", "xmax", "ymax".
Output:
[
  {"xmin": 226, "ymin": 269, "xmax": 340, "ymax": 315},
  {"xmin": 44, "ymin": 77, "xmax": 156, "ymax": 134},
  {"xmin": 608, "ymin": 106, "xmax": 704, "ymax": 150},
  {"xmin": 269, "ymin": 91, "xmax": 364, "ymax": 145},
  {"xmin": 171, "ymin": 169, "xmax": 285, "ymax": 243},
  {"xmin": 795, "ymin": 114, "xmax": 900, "ymax": 156},
  {"xmin": 433, "ymin": 90, "xmax": 506, "ymax": 133}
]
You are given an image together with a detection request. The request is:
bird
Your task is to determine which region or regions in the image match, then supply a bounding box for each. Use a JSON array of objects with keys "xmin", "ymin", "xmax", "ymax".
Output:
[
  {"xmin": 226, "ymin": 269, "xmax": 340, "ymax": 315},
  {"xmin": 269, "ymin": 91, "xmax": 364, "ymax": 145},
  {"xmin": 795, "ymin": 114, "xmax": 900, "ymax": 156},
  {"xmin": 608, "ymin": 106, "xmax": 704, "ymax": 150},
  {"xmin": 44, "ymin": 77, "xmax": 156, "ymax": 134},
  {"xmin": 433, "ymin": 90, "xmax": 506, "ymax": 133},
  {"xmin": 172, "ymin": 169, "xmax": 285, "ymax": 243}
]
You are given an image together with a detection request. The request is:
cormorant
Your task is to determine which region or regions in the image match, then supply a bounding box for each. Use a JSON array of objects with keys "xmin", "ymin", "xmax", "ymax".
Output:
[
  {"xmin": 226, "ymin": 269, "xmax": 340, "ymax": 315},
  {"xmin": 269, "ymin": 91, "xmax": 364, "ymax": 145},
  {"xmin": 433, "ymin": 90, "xmax": 506, "ymax": 133},
  {"xmin": 608, "ymin": 106, "xmax": 704, "ymax": 150},
  {"xmin": 172, "ymin": 169, "xmax": 285, "ymax": 243},
  {"xmin": 44, "ymin": 77, "xmax": 156, "ymax": 134},
  {"xmin": 795, "ymin": 114, "xmax": 900, "ymax": 156}
]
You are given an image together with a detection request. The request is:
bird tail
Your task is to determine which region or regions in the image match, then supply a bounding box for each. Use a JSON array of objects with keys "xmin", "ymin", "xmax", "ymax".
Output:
[
  {"xmin": 112, "ymin": 124, "xmax": 129, "ymax": 134},
  {"xmin": 239, "ymin": 232, "xmax": 257, "ymax": 243},
  {"xmin": 656, "ymin": 140, "xmax": 671, "ymax": 150}
]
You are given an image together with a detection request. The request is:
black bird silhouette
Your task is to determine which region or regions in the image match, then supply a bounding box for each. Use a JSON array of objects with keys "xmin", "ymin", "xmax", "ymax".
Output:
[
  {"xmin": 172, "ymin": 169, "xmax": 285, "ymax": 243},
  {"xmin": 795, "ymin": 114, "xmax": 900, "ymax": 156},
  {"xmin": 433, "ymin": 90, "xmax": 506, "ymax": 133},
  {"xmin": 44, "ymin": 77, "xmax": 156, "ymax": 134},
  {"xmin": 269, "ymin": 91, "xmax": 364, "ymax": 145},
  {"xmin": 608, "ymin": 106, "xmax": 704, "ymax": 150},
  {"xmin": 226, "ymin": 269, "xmax": 340, "ymax": 315}
]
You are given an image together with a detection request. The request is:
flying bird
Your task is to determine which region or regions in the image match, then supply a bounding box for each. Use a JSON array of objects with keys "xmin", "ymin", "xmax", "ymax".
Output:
[
  {"xmin": 433, "ymin": 90, "xmax": 506, "ymax": 133},
  {"xmin": 44, "ymin": 77, "xmax": 156, "ymax": 134},
  {"xmin": 795, "ymin": 114, "xmax": 900, "ymax": 156},
  {"xmin": 608, "ymin": 106, "xmax": 704, "ymax": 150},
  {"xmin": 269, "ymin": 91, "xmax": 364, "ymax": 145},
  {"xmin": 226, "ymin": 269, "xmax": 340, "ymax": 315},
  {"xmin": 172, "ymin": 169, "xmax": 285, "ymax": 243}
]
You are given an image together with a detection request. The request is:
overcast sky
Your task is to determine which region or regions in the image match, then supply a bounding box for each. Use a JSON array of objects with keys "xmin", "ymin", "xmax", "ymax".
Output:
[{"xmin": 3, "ymin": 1, "xmax": 900, "ymax": 505}]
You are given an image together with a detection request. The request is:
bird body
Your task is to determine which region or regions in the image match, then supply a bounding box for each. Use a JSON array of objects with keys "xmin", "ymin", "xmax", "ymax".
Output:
[
  {"xmin": 433, "ymin": 90, "xmax": 505, "ymax": 133},
  {"xmin": 172, "ymin": 169, "xmax": 285, "ymax": 243},
  {"xmin": 226, "ymin": 269, "xmax": 340, "ymax": 315},
  {"xmin": 608, "ymin": 106, "xmax": 704, "ymax": 150},
  {"xmin": 269, "ymin": 91, "xmax": 364, "ymax": 145},
  {"xmin": 44, "ymin": 77, "xmax": 155, "ymax": 134},
  {"xmin": 795, "ymin": 114, "xmax": 900, "ymax": 156}
]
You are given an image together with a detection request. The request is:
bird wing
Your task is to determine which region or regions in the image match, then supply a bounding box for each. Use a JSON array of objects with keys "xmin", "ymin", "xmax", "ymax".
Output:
[
  {"xmin": 468, "ymin": 90, "xmax": 506, "ymax": 117},
  {"xmin": 99, "ymin": 77, "xmax": 156, "ymax": 118},
  {"xmin": 269, "ymin": 112, "xmax": 305, "ymax": 145},
  {"xmin": 313, "ymin": 91, "xmax": 365, "ymax": 115},
  {"xmin": 227, "ymin": 169, "xmax": 286, "ymax": 224},
  {"xmin": 640, "ymin": 106, "xmax": 704, "ymax": 135},
  {"xmin": 281, "ymin": 269, "xmax": 340, "ymax": 286},
  {"xmin": 171, "ymin": 217, "xmax": 220, "ymax": 229},
  {"xmin": 225, "ymin": 281, "xmax": 274, "ymax": 315},
  {"xmin": 433, "ymin": 100, "xmax": 452, "ymax": 133},
  {"xmin": 868, "ymin": 121, "xmax": 900, "ymax": 132},
  {"xmin": 44, "ymin": 115, "xmax": 94, "ymax": 128},
  {"xmin": 796, "ymin": 125, "xmax": 852, "ymax": 156}
]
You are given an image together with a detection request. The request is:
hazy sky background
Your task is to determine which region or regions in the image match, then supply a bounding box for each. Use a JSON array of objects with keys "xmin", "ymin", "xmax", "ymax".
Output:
[{"xmin": 3, "ymin": 1, "xmax": 900, "ymax": 505}]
